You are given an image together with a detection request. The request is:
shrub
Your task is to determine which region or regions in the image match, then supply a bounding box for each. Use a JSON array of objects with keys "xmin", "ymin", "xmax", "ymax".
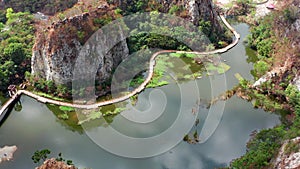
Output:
[
  {"xmin": 168, "ymin": 5, "xmax": 180, "ymax": 14},
  {"xmin": 253, "ymin": 60, "xmax": 270, "ymax": 77},
  {"xmin": 0, "ymin": 8, "xmax": 34, "ymax": 90},
  {"xmin": 231, "ymin": 126, "xmax": 286, "ymax": 168},
  {"xmin": 114, "ymin": 8, "xmax": 123, "ymax": 15}
]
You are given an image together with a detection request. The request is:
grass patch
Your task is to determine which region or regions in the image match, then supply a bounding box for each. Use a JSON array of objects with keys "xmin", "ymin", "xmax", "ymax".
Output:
[
  {"xmin": 59, "ymin": 106, "xmax": 75, "ymax": 112},
  {"xmin": 170, "ymin": 53, "xmax": 198, "ymax": 58},
  {"xmin": 78, "ymin": 105, "xmax": 127, "ymax": 125},
  {"xmin": 206, "ymin": 62, "xmax": 231, "ymax": 75},
  {"xmin": 147, "ymin": 80, "xmax": 168, "ymax": 88},
  {"xmin": 46, "ymin": 104, "xmax": 83, "ymax": 133},
  {"xmin": 145, "ymin": 53, "xmax": 231, "ymax": 88},
  {"xmin": 146, "ymin": 55, "xmax": 171, "ymax": 88},
  {"xmin": 34, "ymin": 91, "xmax": 67, "ymax": 102}
]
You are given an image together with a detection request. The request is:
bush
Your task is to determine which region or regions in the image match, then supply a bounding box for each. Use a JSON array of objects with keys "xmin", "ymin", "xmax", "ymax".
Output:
[
  {"xmin": 253, "ymin": 60, "xmax": 270, "ymax": 78},
  {"xmin": 114, "ymin": 8, "xmax": 123, "ymax": 15},
  {"xmin": 168, "ymin": 5, "xmax": 180, "ymax": 14},
  {"xmin": 59, "ymin": 106, "xmax": 75, "ymax": 112},
  {"xmin": 93, "ymin": 15, "xmax": 113, "ymax": 26},
  {"xmin": 122, "ymin": 0, "xmax": 147, "ymax": 14},
  {"xmin": 231, "ymin": 126, "xmax": 286, "ymax": 168},
  {"xmin": 32, "ymin": 149, "xmax": 51, "ymax": 164},
  {"xmin": 248, "ymin": 18, "xmax": 274, "ymax": 58},
  {"xmin": 257, "ymin": 39, "xmax": 273, "ymax": 59},
  {"xmin": 285, "ymin": 84, "xmax": 300, "ymax": 111},
  {"xmin": 0, "ymin": 8, "xmax": 34, "ymax": 90}
]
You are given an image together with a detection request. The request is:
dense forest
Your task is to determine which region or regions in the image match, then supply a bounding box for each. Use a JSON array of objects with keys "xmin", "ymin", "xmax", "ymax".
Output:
[{"xmin": 0, "ymin": 8, "xmax": 34, "ymax": 90}]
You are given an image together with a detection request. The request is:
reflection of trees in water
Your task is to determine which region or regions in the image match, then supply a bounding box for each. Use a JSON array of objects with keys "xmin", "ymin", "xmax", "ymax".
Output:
[
  {"xmin": 45, "ymin": 104, "xmax": 119, "ymax": 134},
  {"xmin": 46, "ymin": 104, "xmax": 84, "ymax": 134},
  {"xmin": 183, "ymin": 98, "xmax": 215, "ymax": 144}
]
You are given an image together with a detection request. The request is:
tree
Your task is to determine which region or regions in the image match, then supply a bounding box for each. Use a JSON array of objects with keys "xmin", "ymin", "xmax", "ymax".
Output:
[
  {"xmin": 0, "ymin": 8, "xmax": 34, "ymax": 90},
  {"xmin": 253, "ymin": 60, "xmax": 269, "ymax": 78},
  {"xmin": 0, "ymin": 61, "xmax": 15, "ymax": 90},
  {"xmin": 285, "ymin": 84, "xmax": 300, "ymax": 108},
  {"xmin": 31, "ymin": 149, "xmax": 51, "ymax": 164},
  {"xmin": 6, "ymin": 8, "xmax": 14, "ymax": 20},
  {"xmin": 3, "ymin": 43, "xmax": 25, "ymax": 64}
]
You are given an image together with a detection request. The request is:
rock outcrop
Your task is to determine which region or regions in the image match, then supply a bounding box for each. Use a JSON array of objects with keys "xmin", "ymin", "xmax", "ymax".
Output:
[
  {"xmin": 31, "ymin": 2, "xmax": 129, "ymax": 86},
  {"xmin": 36, "ymin": 158, "xmax": 76, "ymax": 169},
  {"xmin": 274, "ymin": 137, "xmax": 300, "ymax": 169},
  {"xmin": 0, "ymin": 145, "xmax": 17, "ymax": 163},
  {"xmin": 188, "ymin": 0, "xmax": 222, "ymax": 31}
]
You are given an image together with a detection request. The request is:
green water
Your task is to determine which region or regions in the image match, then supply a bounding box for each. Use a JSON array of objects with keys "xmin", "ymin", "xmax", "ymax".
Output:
[{"xmin": 0, "ymin": 23, "xmax": 280, "ymax": 169}]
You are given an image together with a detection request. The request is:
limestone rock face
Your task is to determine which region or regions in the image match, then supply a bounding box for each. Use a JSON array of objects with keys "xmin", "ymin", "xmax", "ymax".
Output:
[
  {"xmin": 31, "ymin": 35, "xmax": 82, "ymax": 85},
  {"xmin": 274, "ymin": 137, "xmax": 300, "ymax": 169},
  {"xmin": 188, "ymin": 0, "xmax": 219, "ymax": 26},
  {"xmin": 31, "ymin": 5, "xmax": 129, "ymax": 86}
]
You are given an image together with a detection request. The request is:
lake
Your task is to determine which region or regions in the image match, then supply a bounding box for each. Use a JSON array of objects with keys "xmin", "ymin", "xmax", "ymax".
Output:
[{"xmin": 0, "ymin": 23, "xmax": 280, "ymax": 169}]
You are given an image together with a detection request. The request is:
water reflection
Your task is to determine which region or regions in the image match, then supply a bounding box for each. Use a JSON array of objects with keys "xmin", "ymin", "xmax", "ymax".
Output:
[{"xmin": 0, "ymin": 23, "xmax": 281, "ymax": 169}]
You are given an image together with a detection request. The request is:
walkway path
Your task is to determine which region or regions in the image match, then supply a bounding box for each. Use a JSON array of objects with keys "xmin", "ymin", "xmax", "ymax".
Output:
[{"xmin": 0, "ymin": 15, "xmax": 240, "ymax": 117}]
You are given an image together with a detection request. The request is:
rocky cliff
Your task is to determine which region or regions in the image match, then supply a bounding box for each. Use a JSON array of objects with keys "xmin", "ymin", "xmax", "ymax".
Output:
[
  {"xmin": 31, "ymin": 0, "xmax": 222, "ymax": 88},
  {"xmin": 112, "ymin": 0, "xmax": 222, "ymax": 32},
  {"xmin": 273, "ymin": 137, "xmax": 300, "ymax": 169},
  {"xmin": 31, "ymin": 1, "xmax": 129, "ymax": 86}
]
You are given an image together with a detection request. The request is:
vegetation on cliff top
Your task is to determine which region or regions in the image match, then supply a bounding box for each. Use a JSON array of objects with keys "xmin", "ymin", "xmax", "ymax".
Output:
[
  {"xmin": 0, "ymin": 8, "xmax": 34, "ymax": 90},
  {"xmin": 0, "ymin": 0, "xmax": 77, "ymax": 15}
]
